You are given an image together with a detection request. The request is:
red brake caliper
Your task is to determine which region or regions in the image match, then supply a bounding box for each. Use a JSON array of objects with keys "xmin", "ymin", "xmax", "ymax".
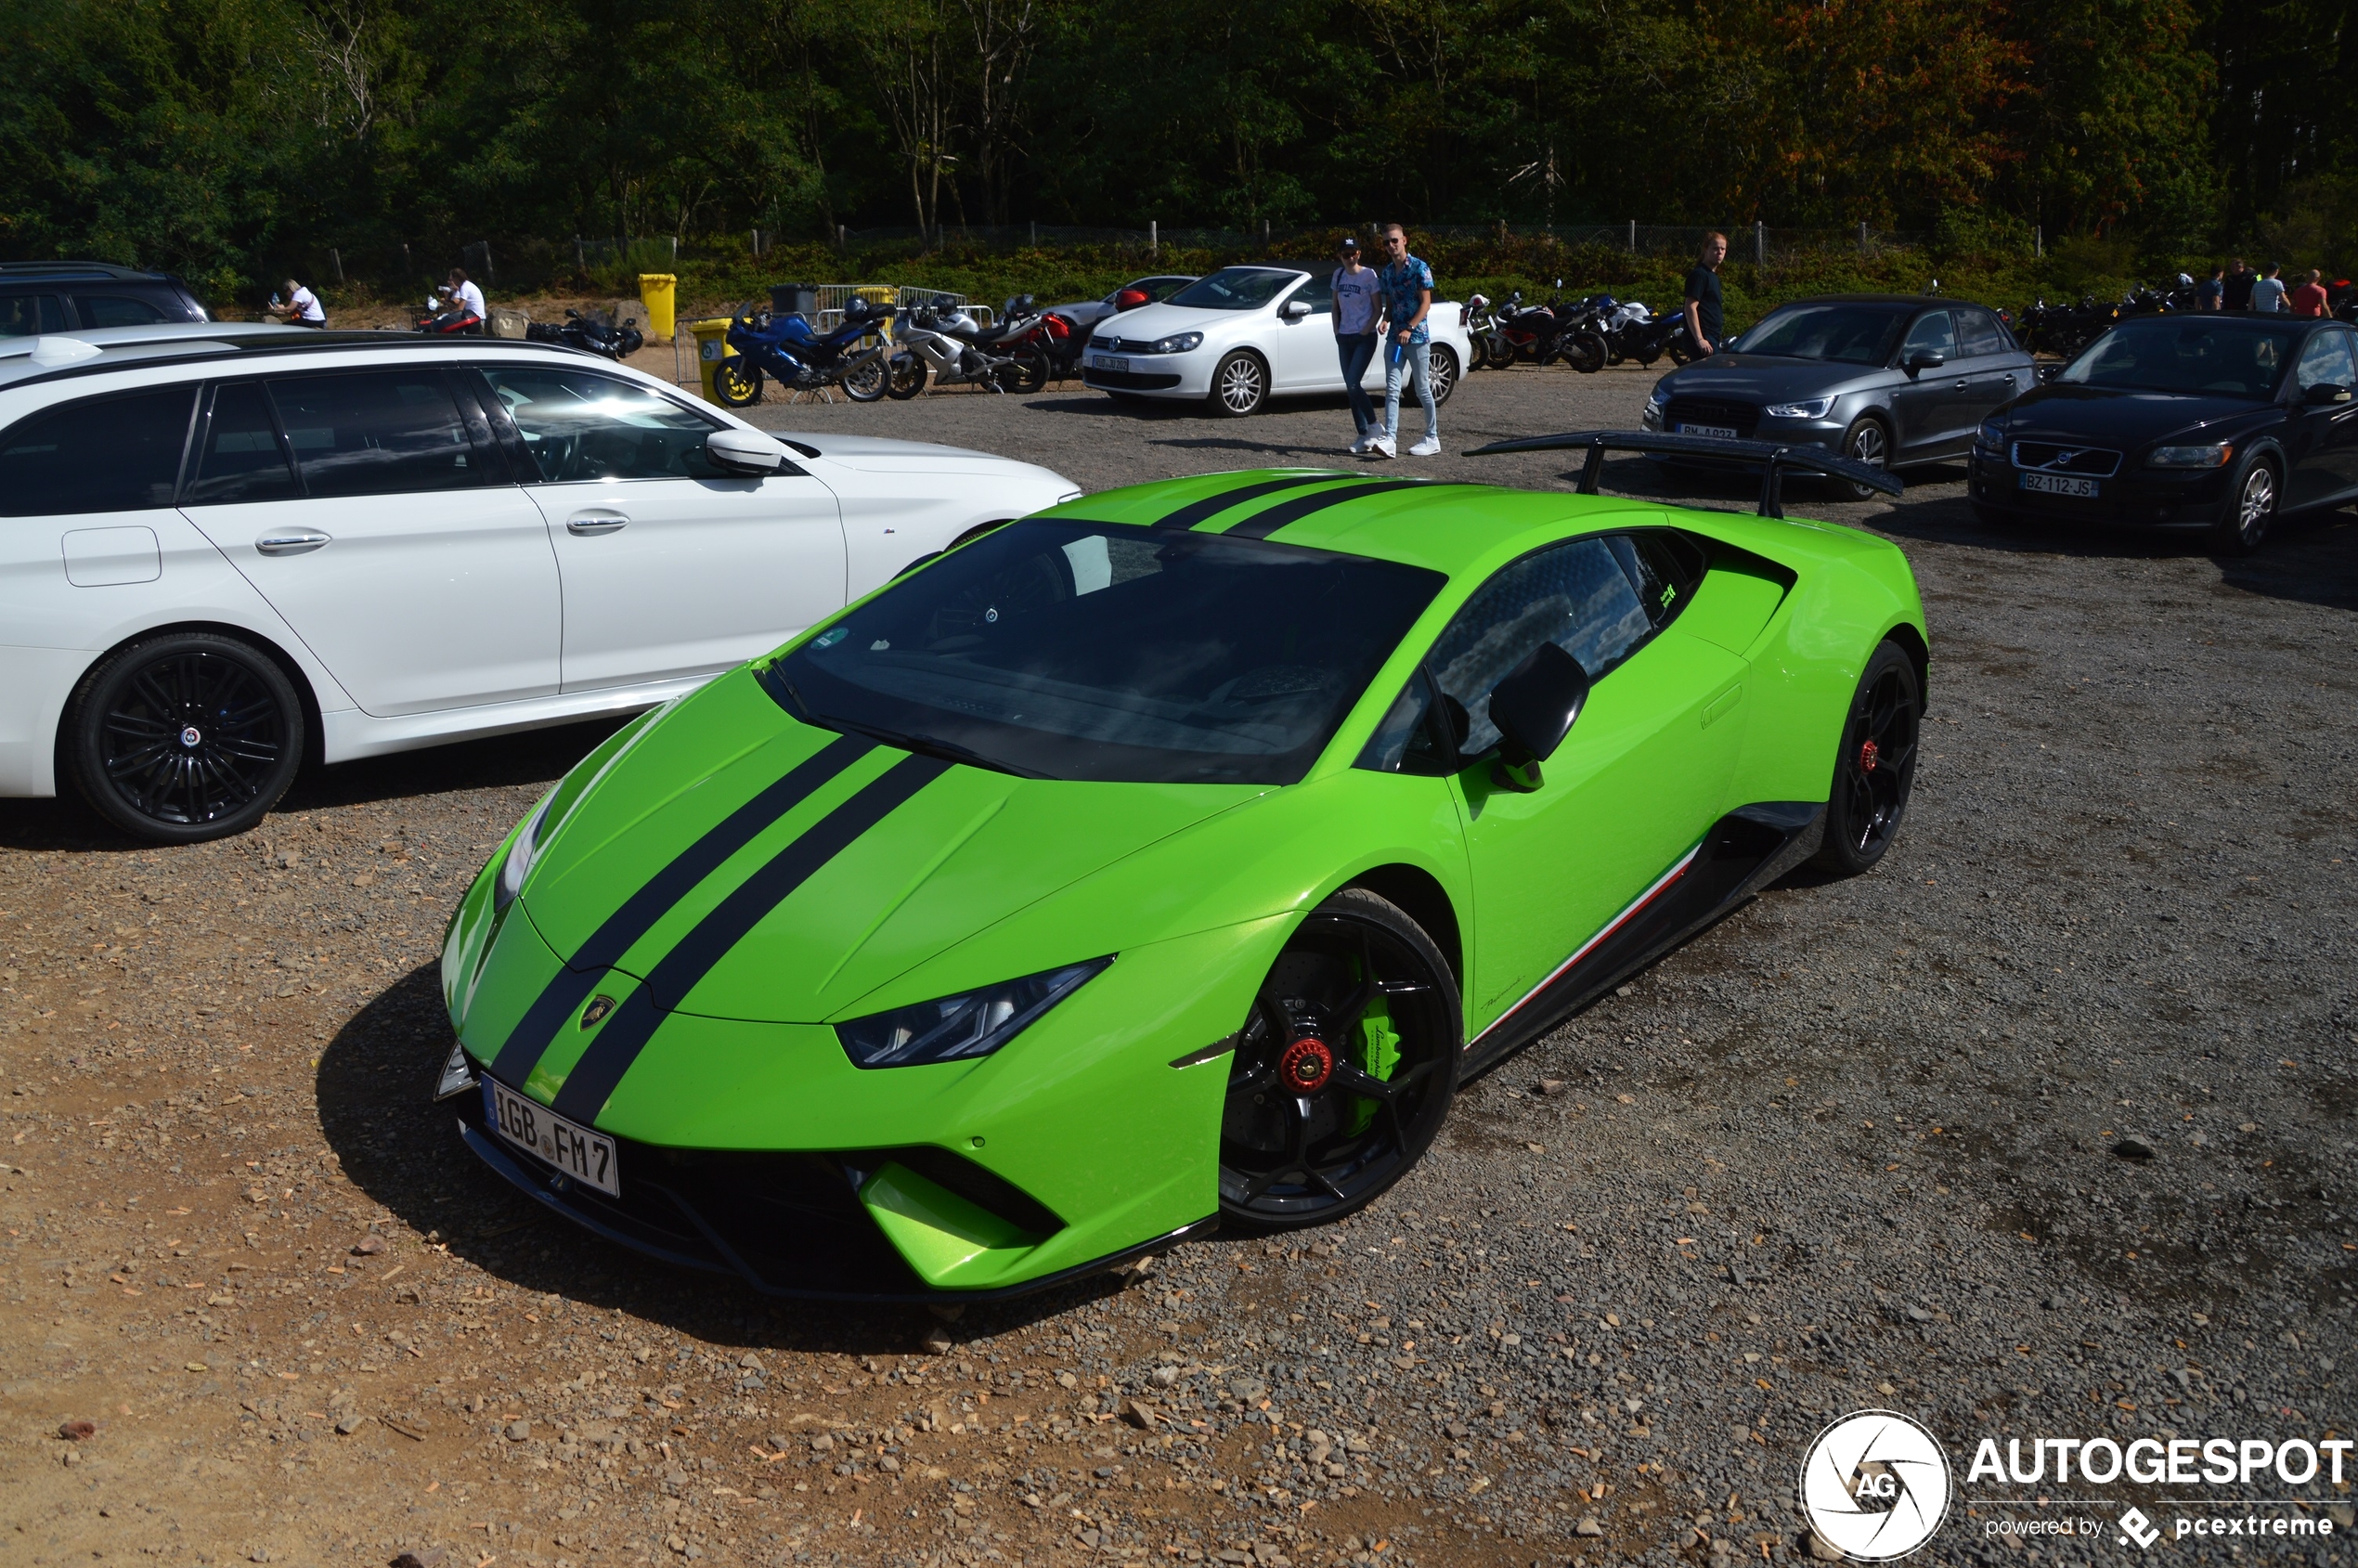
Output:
[
  {"xmin": 1859, "ymin": 738, "xmax": 1880, "ymax": 774},
  {"xmin": 1277, "ymin": 1036, "xmax": 1334, "ymax": 1095}
]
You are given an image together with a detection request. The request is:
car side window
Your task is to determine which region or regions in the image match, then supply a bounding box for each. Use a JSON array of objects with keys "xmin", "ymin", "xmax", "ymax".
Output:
[
  {"xmin": 1289, "ymin": 276, "xmax": 1335, "ymax": 315},
  {"xmin": 1361, "ymin": 535, "xmax": 1661, "ymax": 772},
  {"xmin": 187, "ymin": 382, "xmax": 299, "ymax": 505},
  {"xmin": 0, "ymin": 386, "xmax": 197, "ymax": 517},
  {"xmin": 1, "ymin": 293, "xmax": 68, "ymax": 337},
  {"xmin": 81, "ymin": 295, "xmax": 170, "ymax": 329},
  {"xmin": 1955, "ymin": 307, "xmax": 2009, "ymax": 357},
  {"xmin": 1900, "ymin": 310, "xmax": 1958, "ymax": 361},
  {"xmin": 2293, "ymin": 329, "xmax": 2356, "ymax": 394},
  {"xmin": 267, "ymin": 370, "xmax": 493, "ymax": 499},
  {"xmin": 477, "ymin": 366, "xmax": 756, "ymax": 483}
]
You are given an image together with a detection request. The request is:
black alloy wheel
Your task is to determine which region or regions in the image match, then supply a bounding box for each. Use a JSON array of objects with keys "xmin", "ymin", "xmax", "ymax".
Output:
[
  {"xmin": 1218, "ymin": 888, "xmax": 1460, "ymax": 1229},
  {"xmin": 1811, "ymin": 641, "xmax": 1922, "ymax": 876},
  {"xmin": 711, "ymin": 357, "xmax": 764, "ymax": 408},
  {"xmin": 885, "ymin": 349, "xmax": 927, "ymax": 400},
  {"xmin": 2211, "ymin": 458, "xmax": 2278, "ymax": 555},
  {"xmin": 1426, "ymin": 344, "xmax": 1458, "ymax": 406},
  {"xmin": 1558, "ymin": 331, "xmax": 1607, "ymax": 375},
  {"xmin": 67, "ymin": 632, "xmax": 304, "ymax": 844},
  {"xmin": 1000, "ymin": 347, "xmax": 1050, "ymax": 395},
  {"xmin": 1211, "ymin": 351, "xmax": 1267, "ymax": 417},
  {"xmin": 1839, "ymin": 415, "xmax": 1892, "ymax": 499},
  {"xmin": 840, "ymin": 340, "xmax": 889, "ymax": 402}
]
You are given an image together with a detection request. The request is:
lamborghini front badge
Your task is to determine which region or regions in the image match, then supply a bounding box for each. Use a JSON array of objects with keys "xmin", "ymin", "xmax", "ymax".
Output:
[{"xmin": 580, "ymin": 994, "xmax": 616, "ymax": 1030}]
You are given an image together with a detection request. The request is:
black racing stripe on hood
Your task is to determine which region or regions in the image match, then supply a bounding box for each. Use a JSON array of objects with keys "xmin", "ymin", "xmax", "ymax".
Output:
[
  {"xmin": 1150, "ymin": 473, "xmax": 1353, "ymax": 531},
  {"xmin": 486, "ymin": 732, "xmax": 874, "ymax": 1084},
  {"xmin": 1217, "ymin": 478, "xmax": 1445, "ymax": 540},
  {"xmin": 549, "ymin": 753, "xmax": 953, "ymax": 1124}
]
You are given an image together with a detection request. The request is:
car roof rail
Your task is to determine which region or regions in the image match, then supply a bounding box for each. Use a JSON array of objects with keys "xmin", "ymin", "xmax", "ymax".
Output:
[{"xmin": 1466, "ymin": 428, "xmax": 1902, "ymax": 518}]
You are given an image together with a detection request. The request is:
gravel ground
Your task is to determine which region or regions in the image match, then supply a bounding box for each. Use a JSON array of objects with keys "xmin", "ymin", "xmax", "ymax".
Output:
[{"xmin": 4, "ymin": 364, "xmax": 2355, "ymax": 1568}]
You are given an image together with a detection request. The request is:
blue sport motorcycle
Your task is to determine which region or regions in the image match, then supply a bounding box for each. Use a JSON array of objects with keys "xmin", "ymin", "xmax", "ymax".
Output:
[{"xmin": 712, "ymin": 295, "xmax": 894, "ymax": 406}]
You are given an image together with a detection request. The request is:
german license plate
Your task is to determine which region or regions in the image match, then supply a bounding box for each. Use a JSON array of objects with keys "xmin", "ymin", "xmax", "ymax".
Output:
[
  {"xmin": 1094, "ymin": 356, "xmax": 1130, "ymax": 373},
  {"xmin": 1678, "ymin": 422, "xmax": 1739, "ymax": 439},
  {"xmin": 482, "ymin": 1081, "xmax": 618, "ymax": 1196},
  {"xmin": 2021, "ymin": 472, "xmax": 2097, "ymax": 498}
]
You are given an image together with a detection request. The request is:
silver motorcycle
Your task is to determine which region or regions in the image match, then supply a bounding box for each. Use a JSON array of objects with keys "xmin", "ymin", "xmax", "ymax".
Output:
[{"xmin": 884, "ymin": 300, "xmax": 1046, "ymax": 399}]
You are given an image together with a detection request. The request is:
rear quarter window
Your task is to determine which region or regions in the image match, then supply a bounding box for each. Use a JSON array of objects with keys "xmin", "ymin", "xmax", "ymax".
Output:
[{"xmin": 0, "ymin": 386, "xmax": 198, "ymax": 516}]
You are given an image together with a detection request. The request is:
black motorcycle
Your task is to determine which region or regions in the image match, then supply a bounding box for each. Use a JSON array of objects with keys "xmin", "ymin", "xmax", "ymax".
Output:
[
  {"xmin": 525, "ymin": 307, "xmax": 646, "ymax": 360},
  {"xmin": 2016, "ymin": 295, "xmax": 2115, "ymax": 360}
]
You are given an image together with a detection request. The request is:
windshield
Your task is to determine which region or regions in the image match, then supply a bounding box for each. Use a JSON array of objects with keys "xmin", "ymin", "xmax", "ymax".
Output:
[
  {"xmin": 767, "ymin": 520, "xmax": 1445, "ymax": 784},
  {"xmin": 1732, "ymin": 304, "xmax": 1911, "ymax": 365},
  {"xmin": 1167, "ymin": 268, "xmax": 1302, "ymax": 312},
  {"xmin": 2056, "ymin": 319, "xmax": 2300, "ymax": 398}
]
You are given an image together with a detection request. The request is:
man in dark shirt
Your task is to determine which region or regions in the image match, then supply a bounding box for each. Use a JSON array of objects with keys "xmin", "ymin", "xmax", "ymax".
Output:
[
  {"xmin": 1683, "ymin": 232, "xmax": 1728, "ymax": 356},
  {"xmin": 2197, "ymin": 265, "xmax": 2225, "ymax": 311},
  {"xmin": 2222, "ymin": 258, "xmax": 2256, "ymax": 312}
]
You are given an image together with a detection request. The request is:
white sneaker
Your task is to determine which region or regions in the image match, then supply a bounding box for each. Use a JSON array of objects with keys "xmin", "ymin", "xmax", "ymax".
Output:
[
  {"xmin": 1408, "ymin": 434, "xmax": 1442, "ymax": 457},
  {"xmin": 1370, "ymin": 435, "xmax": 1397, "ymax": 459},
  {"xmin": 1348, "ymin": 434, "xmax": 1372, "ymax": 455}
]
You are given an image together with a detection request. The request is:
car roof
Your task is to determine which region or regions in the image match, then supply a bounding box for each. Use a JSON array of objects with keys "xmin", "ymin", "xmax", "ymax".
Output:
[
  {"xmin": 0, "ymin": 326, "xmax": 599, "ymax": 393},
  {"xmin": 0, "ymin": 261, "xmax": 179, "ymax": 284},
  {"xmin": 1769, "ymin": 295, "xmax": 1973, "ymax": 311}
]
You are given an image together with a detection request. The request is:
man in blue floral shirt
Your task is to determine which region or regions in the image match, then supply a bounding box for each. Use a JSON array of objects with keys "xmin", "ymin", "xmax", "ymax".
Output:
[{"xmin": 1372, "ymin": 225, "xmax": 1439, "ymax": 458}]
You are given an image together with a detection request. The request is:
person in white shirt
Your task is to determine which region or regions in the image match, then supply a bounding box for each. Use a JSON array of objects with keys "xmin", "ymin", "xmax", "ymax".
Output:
[
  {"xmin": 442, "ymin": 268, "xmax": 487, "ymax": 331},
  {"xmin": 2248, "ymin": 264, "xmax": 2289, "ymax": 315},
  {"xmin": 276, "ymin": 279, "xmax": 326, "ymax": 327}
]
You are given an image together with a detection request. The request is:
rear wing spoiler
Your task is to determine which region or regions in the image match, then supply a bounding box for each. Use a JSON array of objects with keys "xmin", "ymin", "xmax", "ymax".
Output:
[{"xmin": 1465, "ymin": 429, "xmax": 1903, "ymax": 518}]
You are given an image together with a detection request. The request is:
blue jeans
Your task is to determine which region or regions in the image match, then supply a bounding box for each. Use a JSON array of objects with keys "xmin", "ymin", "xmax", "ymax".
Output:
[
  {"xmin": 1336, "ymin": 334, "xmax": 1378, "ymax": 434},
  {"xmin": 1382, "ymin": 338, "xmax": 1436, "ymax": 441}
]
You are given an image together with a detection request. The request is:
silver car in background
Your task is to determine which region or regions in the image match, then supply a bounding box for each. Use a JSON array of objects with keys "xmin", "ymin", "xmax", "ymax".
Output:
[{"xmin": 1640, "ymin": 294, "xmax": 2037, "ymax": 495}]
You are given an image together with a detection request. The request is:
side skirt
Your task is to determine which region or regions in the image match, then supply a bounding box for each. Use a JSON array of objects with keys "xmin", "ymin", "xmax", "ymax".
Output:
[{"xmin": 1460, "ymin": 800, "xmax": 1824, "ymax": 1077}]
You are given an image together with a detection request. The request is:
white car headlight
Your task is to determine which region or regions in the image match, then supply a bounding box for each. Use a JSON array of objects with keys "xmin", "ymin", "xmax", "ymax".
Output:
[
  {"xmin": 1764, "ymin": 396, "xmax": 1835, "ymax": 420},
  {"xmin": 1153, "ymin": 332, "xmax": 1203, "ymax": 355},
  {"xmin": 2146, "ymin": 443, "xmax": 2233, "ymax": 468}
]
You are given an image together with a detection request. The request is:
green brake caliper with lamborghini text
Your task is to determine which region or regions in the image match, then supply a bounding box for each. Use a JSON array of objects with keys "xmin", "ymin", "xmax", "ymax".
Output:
[{"xmin": 1348, "ymin": 985, "xmax": 1401, "ymax": 1136}]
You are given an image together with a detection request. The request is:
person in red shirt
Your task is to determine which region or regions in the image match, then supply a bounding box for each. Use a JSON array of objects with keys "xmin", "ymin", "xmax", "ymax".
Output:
[{"xmin": 2289, "ymin": 269, "xmax": 2329, "ymax": 318}]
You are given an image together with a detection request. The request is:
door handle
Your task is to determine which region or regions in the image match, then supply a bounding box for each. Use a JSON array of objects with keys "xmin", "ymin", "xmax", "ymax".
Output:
[
  {"xmin": 1953, "ymin": 378, "xmax": 1970, "ymax": 390},
  {"xmin": 254, "ymin": 532, "xmax": 330, "ymax": 556},
  {"xmin": 565, "ymin": 515, "xmax": 628, "ymax": 537}
]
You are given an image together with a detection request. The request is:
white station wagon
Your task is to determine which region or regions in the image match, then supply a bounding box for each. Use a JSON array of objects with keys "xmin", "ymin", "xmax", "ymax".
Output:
[
  {"xmin": 1081, "ymin": 264, "xmax": 1475, "ymax": 417},
  {"xmin": 0, "ymin": 325, "xmax": 1078, "ymax": 842}
]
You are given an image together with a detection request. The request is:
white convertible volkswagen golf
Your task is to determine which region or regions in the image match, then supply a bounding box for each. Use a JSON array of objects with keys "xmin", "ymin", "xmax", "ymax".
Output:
[
  {"xmin": 0, "ymin": 326, "xmax": 1079, "ymax": 842},
  {"xmin": 1081, "ymin": 264, "xmax": 1474, "ymax": 418}
]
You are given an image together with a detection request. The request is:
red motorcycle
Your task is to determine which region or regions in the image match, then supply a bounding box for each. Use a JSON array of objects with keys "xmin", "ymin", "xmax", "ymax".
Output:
[
  {"xmin": 413, "ymin": 292, "xmax": 482, "ymax": 335},
  {"xmin": 1021, "ymin": 309, "xmax": 1085, "ymax": 382}
]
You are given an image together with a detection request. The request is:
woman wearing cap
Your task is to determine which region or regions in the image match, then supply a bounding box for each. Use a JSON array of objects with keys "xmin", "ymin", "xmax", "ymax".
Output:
[{"xmin": 1331, "ymin": 237, "xmax": 1382, "ymax": 453}]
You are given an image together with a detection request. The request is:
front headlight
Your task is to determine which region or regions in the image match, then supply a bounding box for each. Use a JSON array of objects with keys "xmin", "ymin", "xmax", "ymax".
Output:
[
  {"xmin": 490, "ymin": 697, "xmax": 675, "ymax": 914},
  {"xmin": 493, "ymin": 791, "xmax": 557, "ymax": 914},
  {"xmin": 1764, "ymin": 396, "xmax": 1834, "ymax": 420},
  {"xmin": 2147, "ymin": 442, "xmax": 2233, "ymax": 468},
  {"xmin": 836, "ymin": 957, "xmax": 1112, "ymax": 1069},
  {"xmin": 1976, "ymin": 421, "xmax": 2005, "ymax": 452},
  {"xmin": 1153, "ymin": 332, "xmax": 1203, "ymax": 355}
]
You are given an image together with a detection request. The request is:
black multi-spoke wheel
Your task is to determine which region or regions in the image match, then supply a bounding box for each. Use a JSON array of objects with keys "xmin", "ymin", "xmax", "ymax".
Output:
[
  {"xmin": 67, "ymin": 632, "xmax": 304, "ymax": 843},
  {"xmin": 1812, "ymin": 641, "xmax": 1922, "ymax": 876},
  {"xmin": 1218, "ymin": 888, "xmax": 1460, "ymax": 1229},
  {"xmin": 2210, "ymin": 458, "xmax": 2278, "ymax": 555}
]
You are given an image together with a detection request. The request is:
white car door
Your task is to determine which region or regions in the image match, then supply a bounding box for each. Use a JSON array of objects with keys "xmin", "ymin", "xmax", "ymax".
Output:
[
  {"xmin": 475, "ymin": 364, "xmax": 847, "ymax": 693},
  {"xmin": 1270, "ymin": 274, "xmax": 1340, "ymax": 392},
  {"xmin": 179, "ymin": 369, "xmax": 564, "ymax": 717}
]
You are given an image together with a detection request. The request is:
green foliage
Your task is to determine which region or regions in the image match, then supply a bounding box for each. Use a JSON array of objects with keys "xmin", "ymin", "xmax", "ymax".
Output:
[{"xmin": 0, "ymin": 0, "xmax": 2337, "ymax": 304}]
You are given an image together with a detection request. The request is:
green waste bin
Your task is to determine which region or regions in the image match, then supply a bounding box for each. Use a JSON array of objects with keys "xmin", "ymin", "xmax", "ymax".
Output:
[{"xmin": 689, "ymin": 317, "xmax": 736, "ymax": 404}]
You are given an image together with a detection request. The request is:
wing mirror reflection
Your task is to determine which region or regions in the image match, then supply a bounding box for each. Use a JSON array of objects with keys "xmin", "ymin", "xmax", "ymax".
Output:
[
  {"xmin": 1486, "ymin": 642, "xmax": 1590, "ymax": 793},
  {"xmin": 1902, "ymin": 352, "xmax": 1946, "ymax": 374},
  {"xmin": 705, "ymin": 427, "xmax": 790, "ymax": 474},
  {"xmin": 2303, "ymin": 382, "xmax": 2353, "ymax": 405}
]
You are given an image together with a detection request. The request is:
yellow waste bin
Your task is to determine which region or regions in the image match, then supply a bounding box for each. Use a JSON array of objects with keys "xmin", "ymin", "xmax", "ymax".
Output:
[
  {"xmin": 638, "ymin": 273, "xmax": 678, "ymax": 342},
  {"xmin": 689, "ymin": 317, "xmax": 737, "ymax": 404}
]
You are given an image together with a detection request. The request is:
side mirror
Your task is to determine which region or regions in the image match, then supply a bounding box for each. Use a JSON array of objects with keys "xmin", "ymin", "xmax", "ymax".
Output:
[
  {"xmin": 1485, "ymin": 642, "xmax": 1590, "ymax": 792},
  {"xmin": 2036, "ymin": 362, "xmax": 2063, "ymax": 383},
  {"xmin": 1279, "ymin": 299, "xmax": 1311, "ymax": 320},
  {"xmin": 705, "ymin": 427, "xmax": 790, "ymax": 475},
  {"xmin": 2305, "ymin": 382, "xmax": 2354, "ymax": 404},
  {"xmin": 1902, "ymin": 352, "xmax": 1946, "ymax": 374}
]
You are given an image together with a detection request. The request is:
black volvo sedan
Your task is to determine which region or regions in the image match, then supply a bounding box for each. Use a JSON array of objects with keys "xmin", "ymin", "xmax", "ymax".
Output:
[{"xmin": 1969, "ymin": 315, "xmax": 2358, "ymax": 552}]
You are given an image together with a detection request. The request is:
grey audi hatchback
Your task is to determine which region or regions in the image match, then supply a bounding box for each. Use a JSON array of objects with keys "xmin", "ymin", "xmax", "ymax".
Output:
[{"xmin": 1640, "ymin": 294, "xmax": 2037, "ymax": 495}]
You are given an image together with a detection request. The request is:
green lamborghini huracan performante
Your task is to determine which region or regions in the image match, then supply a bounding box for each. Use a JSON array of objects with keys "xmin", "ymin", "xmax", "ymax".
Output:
[{"xmin": 437, "ymin": 436, "xmax": 1927, "ymax": 1300}]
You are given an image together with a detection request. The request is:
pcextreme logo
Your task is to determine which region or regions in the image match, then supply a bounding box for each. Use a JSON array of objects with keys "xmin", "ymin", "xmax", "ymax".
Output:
[{"xmin": 1798, "ymin": 1410, "xmax": 1954, "ymax": 1561}]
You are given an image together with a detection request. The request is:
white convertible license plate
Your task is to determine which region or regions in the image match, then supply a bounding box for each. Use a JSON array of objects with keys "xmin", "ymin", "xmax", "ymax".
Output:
[
  {"xmin": 1094, "ymin": 355, "xmax": 1130, "ymax": 372},
  {"xmin": 1678, "ymin": 422, "xmax": 1739, "ymax": 439},
  {"xmin": 483, "ymin": 1081, "xmax": 618, "ymax": 1197},
  {"xmin": 2021, "ymin": 472, "xmax": 2097, "ymax": 498}
]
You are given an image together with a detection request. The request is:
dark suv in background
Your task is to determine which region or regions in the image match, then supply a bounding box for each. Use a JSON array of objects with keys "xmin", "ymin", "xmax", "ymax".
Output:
[{"xmin": 0, "ymin": 262, "xmax": 209, "ymax": 335}]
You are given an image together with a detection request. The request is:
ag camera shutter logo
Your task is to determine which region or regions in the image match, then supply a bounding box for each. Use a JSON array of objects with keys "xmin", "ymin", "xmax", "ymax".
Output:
[{"xmin": 1798, "ymin": 1409, "xmax": 1953, "ymax": 1560}]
